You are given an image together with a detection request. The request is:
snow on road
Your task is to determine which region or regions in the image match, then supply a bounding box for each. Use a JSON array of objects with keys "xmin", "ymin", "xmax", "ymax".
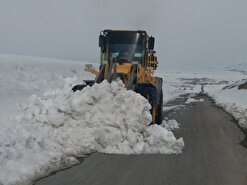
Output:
[
  {"xmin": 185, "ymin": 97, "xmax": 204, "ymax": 104},
  {"xmin": 0, "ymin": 55, "xmax": 184, "ymax": 185}
]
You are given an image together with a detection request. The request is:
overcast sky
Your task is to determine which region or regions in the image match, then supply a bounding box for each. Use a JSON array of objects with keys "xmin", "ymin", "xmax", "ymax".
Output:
[{"xmin": 0, "ymin": 0, "xmax": 247, "ymax": 68}]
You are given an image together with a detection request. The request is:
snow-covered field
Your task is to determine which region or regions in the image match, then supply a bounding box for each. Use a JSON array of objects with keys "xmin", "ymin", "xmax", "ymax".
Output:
[
  {"xmin": 157, "ymin": 66, "xmax": 247, "ymax": 131},
  {"xmin": 0, "ymin": 55, "xmax": 184, "ymax": 185},
  {"xmin": 156, "ymin": 67, "xmax": 244, "ymax": 104}
]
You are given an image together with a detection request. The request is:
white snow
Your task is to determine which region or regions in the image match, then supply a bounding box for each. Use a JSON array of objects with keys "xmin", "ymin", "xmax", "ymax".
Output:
[
  {"xmin": 155, "ymin": 68, "xmax": 244, "ymax": 104},
  {"xmin": 0, "ymin": 54, "xmax": 184, "ymax": 185},
  {"xmin": 163, "ymin": 105, "xmax": 185, "ymax": 113},
  {"xmin": 158, "ymin": 71, "xmax": 201, "ymax": 104},
  {"xmin": 205, "ymin": 84, "xmax": 247, "ymax": 129},
  {"xmin": 162, "ymin": 119, "xmax": 180, "ymax": 131},
  {"xmin": 185, "ymin": 97, "xmax": 204, "ymax": 104},
  {"xmin": 158, "ymin": 67, "xmax": 247, "ymax": 131},
  {"xmin": 17, "ymin": 79, "xmax": 184, "ymax": 155}
]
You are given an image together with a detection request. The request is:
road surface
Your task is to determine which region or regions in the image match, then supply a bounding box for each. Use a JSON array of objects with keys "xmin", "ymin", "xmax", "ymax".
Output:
[{"xmin": 36, "ymin": 95, "xmax": 247, "ymax": 185}]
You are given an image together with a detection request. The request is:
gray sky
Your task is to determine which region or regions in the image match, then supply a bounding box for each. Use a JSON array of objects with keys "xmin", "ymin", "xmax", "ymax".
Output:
[{"xmin": 0, "ymin": 0, "xmax": 247, "ymax": 68}]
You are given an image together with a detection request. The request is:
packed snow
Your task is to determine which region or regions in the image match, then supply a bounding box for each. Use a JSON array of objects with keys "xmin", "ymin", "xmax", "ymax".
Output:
[{"xmin": 0, "ymin": 54, "xmax": 184, "ymax": 185}]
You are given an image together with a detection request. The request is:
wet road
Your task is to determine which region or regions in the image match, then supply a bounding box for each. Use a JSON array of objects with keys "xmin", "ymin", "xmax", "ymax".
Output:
[{"xmin": 36, "ymin": 95, "xmax": 247, "ymax": 185}]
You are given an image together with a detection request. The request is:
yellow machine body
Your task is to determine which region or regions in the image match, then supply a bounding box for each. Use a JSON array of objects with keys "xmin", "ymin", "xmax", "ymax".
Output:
[{"xmin": 76, "ymin": 30, "xmax": 163, "ymax": 124}]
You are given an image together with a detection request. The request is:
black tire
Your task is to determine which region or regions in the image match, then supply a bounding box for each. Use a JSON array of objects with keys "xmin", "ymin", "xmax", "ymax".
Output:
[{"xmin": 155, "ymin": 90, "xmax": 163, "ymax": 125}]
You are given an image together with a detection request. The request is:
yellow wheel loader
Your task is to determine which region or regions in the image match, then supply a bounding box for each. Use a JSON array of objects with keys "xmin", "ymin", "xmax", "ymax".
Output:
[{"xmin": 73, "ymin": 30, "xmax": 163, "ymax": 124}]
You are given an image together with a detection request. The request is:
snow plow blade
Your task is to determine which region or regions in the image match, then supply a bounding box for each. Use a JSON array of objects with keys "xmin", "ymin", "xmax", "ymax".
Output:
[{"xmin": 72, "ymin": 80, "xmax": 95, "ymax": 92}]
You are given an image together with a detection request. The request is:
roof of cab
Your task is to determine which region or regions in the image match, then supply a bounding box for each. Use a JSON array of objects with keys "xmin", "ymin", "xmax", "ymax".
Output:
[{"xmin": 102, "ymin": 29, "xmax": 148, "ymax": 36}]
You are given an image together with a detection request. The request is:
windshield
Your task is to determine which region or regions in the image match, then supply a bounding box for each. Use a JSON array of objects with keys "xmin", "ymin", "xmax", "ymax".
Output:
[
  {"xmin": 109, "ymin": 44, "xmax": 143, "ymax": 62},
  {"xmin": 105, "ymin": 32, "xmax": 144, "ymax": 63}
]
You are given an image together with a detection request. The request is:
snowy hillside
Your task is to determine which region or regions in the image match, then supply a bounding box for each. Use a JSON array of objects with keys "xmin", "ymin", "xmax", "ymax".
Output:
[
  {"xmin": 0, "ymin": 54, "xmax": 95, "ymax": 115},
  {"xmin": 0, "ymin": 55, "xmax": 184, "ymax": 185},
  {"xmin": 225, "ymin": 63, "xmax": 247, "ymax": 75},
  {"xmin": 222, "ymin": 79, "xmax": 247, "ymax": 90}
]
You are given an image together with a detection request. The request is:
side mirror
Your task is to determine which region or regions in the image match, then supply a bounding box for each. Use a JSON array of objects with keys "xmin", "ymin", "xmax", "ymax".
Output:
[
  {"xmin": 148, "ymin": 37, "xmax": 155, "ymax": 50},
  {"xmin": 99, "ymin": 35, "xmax": 105, "ymax": 48}
]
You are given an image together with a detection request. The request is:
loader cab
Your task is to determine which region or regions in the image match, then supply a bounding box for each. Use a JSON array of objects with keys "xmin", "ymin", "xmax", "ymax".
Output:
[{"xmin": 99, "ymin": 30, "xmax": 153, "ymax": 65}]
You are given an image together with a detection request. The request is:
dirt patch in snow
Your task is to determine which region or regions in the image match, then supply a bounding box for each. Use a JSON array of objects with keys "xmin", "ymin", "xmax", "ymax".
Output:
[{"xmin": 238, "ymin": 82, "xmax": 247, "ymax": 89}]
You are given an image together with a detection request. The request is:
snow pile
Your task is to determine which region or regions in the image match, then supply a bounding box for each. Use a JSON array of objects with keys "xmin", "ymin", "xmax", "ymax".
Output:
[
  {"xmin": 185, "ymin": 97, "xmax": 204, "ymax": 104},
  {"xmin": 162, "ymin": 119, "xmax": 180, "ymax": 131},
  {"xmin": 0, "ymin": 79, "xmax": 184, "ymax": 185},
  {"xmin": 18, "ymin": 79, "xmax": 184, "ymax": 154},
  {"xmin": 0, "ymin": 115, "xmax": 77, "ymax": 185}
]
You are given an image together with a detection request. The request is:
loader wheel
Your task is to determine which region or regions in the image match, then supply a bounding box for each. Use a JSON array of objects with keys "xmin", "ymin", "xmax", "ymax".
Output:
[
  {"xmin": 72, "ymin": 84, "xmax": 87, "ymax": 92},
  {"xmin": 155, "ymin": 91, "xmax": 163, "ymax": 125}
]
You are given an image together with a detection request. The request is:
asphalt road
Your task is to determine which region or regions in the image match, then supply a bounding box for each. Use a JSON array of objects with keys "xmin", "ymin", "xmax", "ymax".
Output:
[{"xmin": 36, "ymin": 95, "xmax": 247, "ymax": 185}]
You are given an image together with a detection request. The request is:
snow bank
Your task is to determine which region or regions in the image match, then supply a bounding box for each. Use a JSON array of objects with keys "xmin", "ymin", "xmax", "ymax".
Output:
[
  {"xmin": 205, "ymin": 85, "xmax": 247, "ymax": 129},
  {"xmin": 216, "ymin": 102, "xmax": 247, "ymax": 129},
  {"xmin": 0, "ymin": 79, "xmax": 184, "ymax": 185}
]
